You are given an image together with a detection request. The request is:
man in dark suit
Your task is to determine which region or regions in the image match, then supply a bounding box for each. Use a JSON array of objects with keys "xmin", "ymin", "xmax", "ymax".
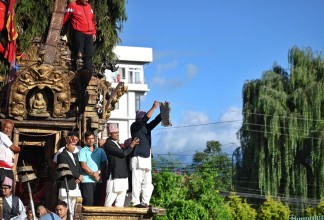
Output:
[
  {"xmin": 57, "ymin": 132, "xmax": 83, "ymax": 219},
  {"xmin": 103, "ymin": 124, "xmax": 139, "ymax": 207},
  {"xmin": 130, "ymin": 101, "xmax": 161, "ymax": 208}
]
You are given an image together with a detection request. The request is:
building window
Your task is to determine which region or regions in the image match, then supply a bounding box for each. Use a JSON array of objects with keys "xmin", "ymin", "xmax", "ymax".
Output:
[
  {"xmin": 135, "ymin": 94, "xmax": 141, "ymax": 111},
  {"xmin": 128, "ymin": 70, "xmax": 134, "ymax": 83},
  {"xmin": 127, "ymin": 67, "xmax": 142, "ymax": 84},
  {"xmin": 135, "ymin": 71, "xmax": 140, "ymax": 83},
  {"xmin": 119, "ymin": 67, "xmax": 126, "ymax": 81}
]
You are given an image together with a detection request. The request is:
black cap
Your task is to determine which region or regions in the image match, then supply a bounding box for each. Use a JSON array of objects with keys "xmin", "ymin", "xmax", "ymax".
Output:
[{"xmin": 67, "ymin": 131, "xmax": 78, "ymax": 137}]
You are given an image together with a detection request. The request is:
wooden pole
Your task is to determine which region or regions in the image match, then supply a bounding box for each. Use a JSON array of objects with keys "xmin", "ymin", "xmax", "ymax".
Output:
[
  {"xmin": 64, "ymin": 177, "xmax": 72, "ymax": 219},
  {"xmin": 22, "ymin": 160, "xmax": 36, "ymax": 220}
]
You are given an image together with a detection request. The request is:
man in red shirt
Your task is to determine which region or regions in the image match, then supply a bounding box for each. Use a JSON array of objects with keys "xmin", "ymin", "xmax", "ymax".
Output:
[{"xmin": 63, "ymin": 0, "xmax": 96, "ymax": 113}]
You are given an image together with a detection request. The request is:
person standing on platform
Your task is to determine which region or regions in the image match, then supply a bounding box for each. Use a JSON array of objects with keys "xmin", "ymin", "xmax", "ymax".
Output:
[
  {"xmin": 103, "ymin": 124, "xmax": 138, "ymax": 207},
  {"xmin": 57, "ymin": 133, "xmax": 83, "ymax": 219},
  {"xmin": 130, "ymin": 101, "xmax": 162, "ymax": 208},
  {"xmin": 79, "ymin": 131, "xmax": 107, "ymax": 206},
  {"xmin": 63, "ymin": 0, "xmax": 97, "ymax": 113},
  {"xmin": 0, "ymin": 119, "xmax": 20, "ymax": 190},
  {"xmin": 53, "ymin": 131, "xmax": 81, "ymax": 166}
]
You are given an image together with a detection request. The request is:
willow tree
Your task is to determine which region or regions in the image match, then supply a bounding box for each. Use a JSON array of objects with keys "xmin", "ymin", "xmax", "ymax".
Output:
[
  {"xmin": 0, "ymin": 0, "xmax": 126, "ymax": 72},
  {"xmin": 238, "ymin": 47, "xmax": 324, "ymax": 204}
]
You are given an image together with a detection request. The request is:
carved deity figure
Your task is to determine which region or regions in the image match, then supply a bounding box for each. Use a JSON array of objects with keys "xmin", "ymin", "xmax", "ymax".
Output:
[
  {"xmin": 20, "ymin": 72, "xmax": 34, "ymax": 86},
  {"xmin": 32, "ymin": 93, "xmax": 47, "ymax": 113}
]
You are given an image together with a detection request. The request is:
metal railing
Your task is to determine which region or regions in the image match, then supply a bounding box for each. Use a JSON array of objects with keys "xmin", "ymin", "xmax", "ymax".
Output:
[{"xmin": 291, "ymin": 216, "xmax": 324, "ymax": 220}]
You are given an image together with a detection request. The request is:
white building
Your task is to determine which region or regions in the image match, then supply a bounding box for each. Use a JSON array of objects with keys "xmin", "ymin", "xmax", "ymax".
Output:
[{"xmin": 102, "ymin": 46, "xmax": 153, "ymax": 143}]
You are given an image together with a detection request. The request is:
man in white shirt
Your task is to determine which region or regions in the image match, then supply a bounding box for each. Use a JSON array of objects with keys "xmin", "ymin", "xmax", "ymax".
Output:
[
  {"xmin": 53, "ymin": 131, "xmax": 81, "ymax": 164},
  {"xmin": 57, "ymin": 132, "xmax": 83, "ymax": 219},
  {"xmin": 103, "ymin": 124, "xmax": 138, "ymax": 207},
  {"xmin": 2, "ymin": 176, "xmax": 26, "ymax": 220},
  {"xmin": 0, "ymin": 119, "xmax": 20, "ymax": 192}
]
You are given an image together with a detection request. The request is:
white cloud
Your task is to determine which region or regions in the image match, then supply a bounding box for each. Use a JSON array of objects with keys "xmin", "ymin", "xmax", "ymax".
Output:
[
  {"xmin": 186, "ymin": 64, "xmax": 198, "ymax": 79},
  {"xmin": 151, "ymin": 62, "xmax": 199, "ymax": 92},
  {"xmin": 151, "ymin": 61, "xmax": 178, "ymax": 87},
  {"xmin": 151, "ymin": 107, "xmax": 242, "ymax": 163},
  {"xmin": 151, "ymin": 75, "xmax": 166, "ymax": 86},
  {"xmin": 156, "ymin": 61, "xmax": 178, "ymax": 74}
]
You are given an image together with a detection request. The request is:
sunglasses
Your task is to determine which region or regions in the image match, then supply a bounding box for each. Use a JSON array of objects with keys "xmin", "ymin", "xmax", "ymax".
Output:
[{"xmin": 1, "ymin": 187, "xmax": 10, "ymax": 190}]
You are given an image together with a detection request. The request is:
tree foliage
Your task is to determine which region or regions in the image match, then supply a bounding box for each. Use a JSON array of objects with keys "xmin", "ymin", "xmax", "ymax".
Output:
[
  {"xmin": 238, "ymin": 47, "xmax": 324, "ymax": 208},
  {"xmin": 1, "ymin": 0, "xmax": 126, "ymax": 72},
  {"xmin": 256, "ymin": 196, "xmax": 290, "ymax": 220},
  {"xmin": 151, "ymin": 171, "xmax": 231, "ymax": 220},
  {"xmin": 226, "ymin": 193, "xmax": 257, "ymax": 220},
  {"xmin": 317, "ymin": 201, "xmax": 324, "ymax": 216},
  {"xmin": 151, "ymin": 142, "xmax": 232, "ymax": 220},
  {"xmin": 306, "ymin": 201, "xmax": 324, "ymax": 217},
  {"xmin": 191, "ymin": 140, "xmax": 232, "ymax": 191},
  {"xmin": 153, "ymin": 153, "xmax": 182, "ymax": 172}
]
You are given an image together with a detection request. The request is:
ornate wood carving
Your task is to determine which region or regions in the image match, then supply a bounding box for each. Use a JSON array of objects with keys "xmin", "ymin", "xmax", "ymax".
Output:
[
  {"xmin": 104, "ymin": 82, "xmax": 128, "ymax": 120},
  {"xmin": 9, "ymin": 64, "xmax": 74, "ymax": 120},
  {"xmin": 43, "ymin": 0, "xmax": 67, "ymax": 64}
]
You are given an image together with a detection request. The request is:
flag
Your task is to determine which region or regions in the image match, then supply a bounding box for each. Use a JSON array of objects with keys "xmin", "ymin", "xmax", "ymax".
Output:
[{"xmin": 4, "ymin": 0, "xmax": 17, "ymax": 64}]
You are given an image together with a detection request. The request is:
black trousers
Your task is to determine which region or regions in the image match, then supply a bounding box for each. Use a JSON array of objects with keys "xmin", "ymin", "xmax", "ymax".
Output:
[
  {"xmin": 81, "ymin": 182, "xmax": 102, "ymax": 206},
  {"xmin": 74, "ymin": 30, "xmax": 94, "ymax": 73},
  {"xmin": 74, "ymin": 30, "xmax": 94, "ymax": 114}
]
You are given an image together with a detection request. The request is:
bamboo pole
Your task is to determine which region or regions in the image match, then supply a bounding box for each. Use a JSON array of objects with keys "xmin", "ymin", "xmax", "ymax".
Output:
[{"xmin": 22, "ymin": 160, "xmax": 36, "ymax": 220}]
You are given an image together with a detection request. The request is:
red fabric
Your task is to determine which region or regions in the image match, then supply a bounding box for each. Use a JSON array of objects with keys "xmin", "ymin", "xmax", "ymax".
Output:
[
  {"xmin": 0, "ymin": 161, "xmax": 13, "ymax": 169},
  {"xmin": 0, "ymin": 1, "xmax": 6, "ymax": 55},
  {"xmin": 33, "ymin": 185, "xmax": 46, "ymax": 203},
  {"xmin": 0, "ymin": 43, "xmax": 5, "ymax": 54},
  {"xmin": 4, "ymin": 0, "xmax": 18, "ymax": 63},
  {"xmin": 6, "ymin": 0, "xmax": 17, "ymax": 41},
  {"xmin": 4, "ymin": 41, "xmax": 16, "ymax": 63},
  {"xmin": 63, "ymin": 0, "xmax": 96, "ymax": 35},
  {"xmin": 0, "ymin": 1, "xmax": 6, "ymax": 31}
]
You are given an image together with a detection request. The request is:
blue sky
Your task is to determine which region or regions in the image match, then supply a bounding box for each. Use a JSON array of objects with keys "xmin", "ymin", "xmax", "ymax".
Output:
[{"xmin": 118, "ymin": 1, "xmax": 324, "ymax": 163}]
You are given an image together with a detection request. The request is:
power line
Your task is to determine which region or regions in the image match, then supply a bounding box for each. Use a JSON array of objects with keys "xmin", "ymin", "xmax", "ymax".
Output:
[
  {"xmin": 219, "ymin": 190, "xmax": 322, "ymax": 205},
  {"xmin": 230, "ymin": 109, "xmax": 324, "ymax": 123}
]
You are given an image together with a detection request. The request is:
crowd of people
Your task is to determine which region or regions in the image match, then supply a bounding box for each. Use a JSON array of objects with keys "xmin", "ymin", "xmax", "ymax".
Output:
[
  {"xmin": 0, "ymin": 0, "xmax": 168, "ymax": 218},
  {"xmin": 0, "ymin": 100, "xmax": 163, "ymax": 219}
]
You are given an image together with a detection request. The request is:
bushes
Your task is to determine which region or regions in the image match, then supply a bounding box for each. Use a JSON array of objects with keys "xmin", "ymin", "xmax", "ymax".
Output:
[
  {"xmin": 151, "ymin": 171, "xmax": 231, "ymax": 220},
  {"xmin": 256, "ymin": 196, "xmax": 290, "ymax": 220},
  {"xmin": 226, "ymin": 193, "xmax": 256, "ymax": 220},
  {"xmin": 305, "ymin": 201, "xmax": 324, "ymax": 217}
]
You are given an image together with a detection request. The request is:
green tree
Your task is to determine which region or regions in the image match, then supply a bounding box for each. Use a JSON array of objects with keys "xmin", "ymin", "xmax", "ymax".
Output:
[
  {"xmin": 152, "ymin": 153, "xmax": 231, "ymax": 220},
  {"xmin": 1, "ymin": 0, "xmax": 126, "ymax": 72},
  {"xmin": 151, "ymin": 171, "xmax": 187, "ymax": 207},
  {"xmin": 305, "ymin": 205, "xmax": 316, "ymax": 217},
  {"xmin": 316, "ymin": 201, "xmax": 324, "ymax": 216},
  {"xmin": 305, "ymin": 201, "xmax": 324, "ymax": 217},
  {"xmin": 257, "ymin": 196, "xmax": 291, "ymax": 220},
  {"xmin": 238, "ymin": 47, "xmax": 324, "ymax": 210},
  {"xmin": 226, "ymin": 193, "xmax": 256, "ymax": 220},
  {"xmin": 191, "ymin": 140, "xmax": 232, "ymax": 191},
  {"xmin": 153, "ymin": 153, "xmax": 182, "ymax": 172}
]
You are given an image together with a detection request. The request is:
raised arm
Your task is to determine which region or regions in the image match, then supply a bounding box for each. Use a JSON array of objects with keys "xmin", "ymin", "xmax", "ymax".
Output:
[{"xmin": 146, "ymin": 100, "xmax": 160, "ymax": 119}]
